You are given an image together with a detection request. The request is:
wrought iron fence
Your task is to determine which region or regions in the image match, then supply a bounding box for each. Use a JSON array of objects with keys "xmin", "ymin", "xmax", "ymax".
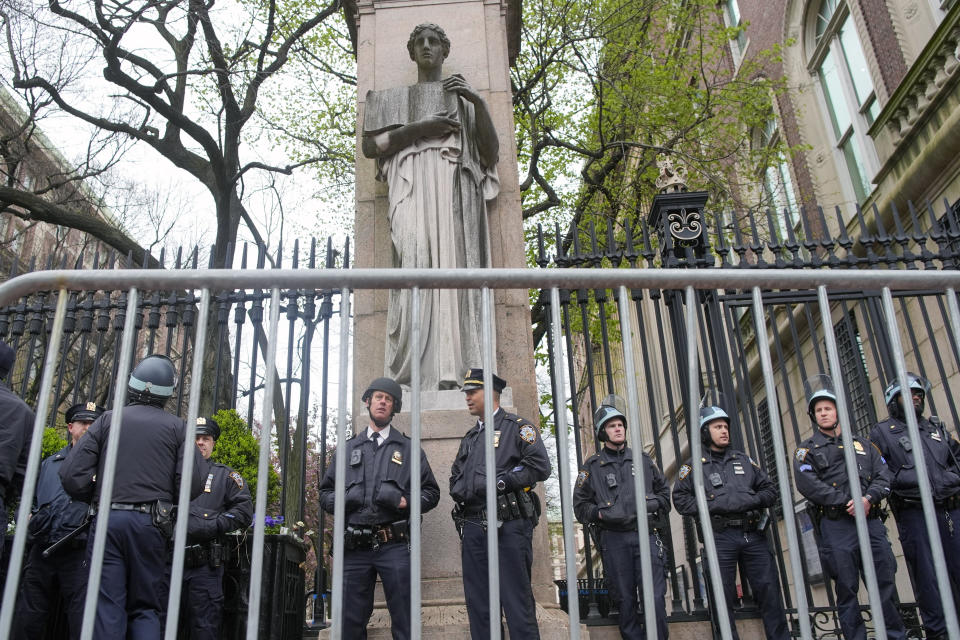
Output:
[
  {"xmin": 0, "ymin": 197, "xmax": 958, "ymax": 639},
  {"xmin": 0, "ymin": 238, "xmax": 350, "ymax": 636},
  {"xmin": 537, "ymin": 196, "xmax": 960, "ymax": 638}
]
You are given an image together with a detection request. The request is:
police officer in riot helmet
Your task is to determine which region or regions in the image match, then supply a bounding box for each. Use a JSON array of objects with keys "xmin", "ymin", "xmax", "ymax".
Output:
[
  {"xmin": 450, "ymin": 368, "xmax": 551, "ymax": 640},
  {"xmin": 0, "ymin": 339, "xmax": 36, "ymax": 567},
  {"xmin": 59, "ymin": 354, "xmax": 207, "ymax": 640},
  {"xmin": 794, "ymin": 374, "xmax": 905, "ymax": 640},
  {"xmin": 319, "ymin": 376, "xmax": 440, "ymax": 639},
  {"xmin": 869, "ymin": 373, "xmax": 960, "ymax": 640},
  {"xmin": 14, "ymin": 401, "xmax": 103, "ymax": 640},
  {"xmin": 573, "ymin": 397, "xmax": 670, "ymax": 640},
  {"xmin": 672, "ymin": 401, "xmax": 790, "ymax": 640},
  {"xmin": 180, "ymin": 416, "xmax": 253, "ymax": 640}
]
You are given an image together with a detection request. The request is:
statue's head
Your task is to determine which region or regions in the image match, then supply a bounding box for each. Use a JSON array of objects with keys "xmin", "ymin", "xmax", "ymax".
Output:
[{"xmin": 407, "ymin": 23, "xmax": 451, "ymax": 62}]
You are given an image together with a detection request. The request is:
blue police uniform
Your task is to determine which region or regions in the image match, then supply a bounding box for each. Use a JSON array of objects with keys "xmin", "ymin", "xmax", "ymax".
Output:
[
  {"xmin": 794, "ymin": 429, "xmax": 905, "ymax": 640},
  {"xmin": 319, "ymin": 425, "xmax": 440, "ymax": 640},
  {"xmin": 14, "ymin": 440, "xmax": 89, "ymax": 639},
  {"xmin": 450, "ymin": 406, "xmax": 551, "ymax": 640},
  {"xmin": 59, "ymin": 405, "xmax": 206, "ymax": 640},
  {"xmin": 181, "ymin": 461, "xmax": 253, "ymax": 640},
  {"xmin": 869, "ymin": 414, "xmax": 960, "ymax": 638},
  {"xmin": 573, "ymin": 445, "xmax": 670, "ymax": 640},
  {"xmin": 673, "ymin": 447, "xmax": 789, "ymax": 640},
  {"xmin": 0, "ymin": 378, "xmax": 35, "ymax": 566}
]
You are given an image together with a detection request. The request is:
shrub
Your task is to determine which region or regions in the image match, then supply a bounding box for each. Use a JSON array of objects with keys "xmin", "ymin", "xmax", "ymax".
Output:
[
  {"xmin": 211, "ymin": 409, "xmax": 281, "ymax": 510},
  {"xmin": 41, "ymin": 427, "xmax": 68, "ymax": 459}
]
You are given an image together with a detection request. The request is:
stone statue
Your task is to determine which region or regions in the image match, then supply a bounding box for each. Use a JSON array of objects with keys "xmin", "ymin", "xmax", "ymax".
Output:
[{"xmin": 362, "ymin": 23, "xmax": 500, "ymax": 391}]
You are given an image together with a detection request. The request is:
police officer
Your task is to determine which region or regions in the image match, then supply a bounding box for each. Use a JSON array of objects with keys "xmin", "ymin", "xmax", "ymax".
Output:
[
  {"xmin": 869, "ymin": 373, "xmax": 960, "ymax": 640},
  {"xmin": 794, "ymin": 375, "xmax": 905, "ymax": 640},
  {"xmin": 59, "ymin": 354, "xmax": 206, "ymax": 640},
  {"xmin": 449, "ymin": 368, "xmax": 551, "ymax": 640},
  {"xmin": 318, "ymin": 377, "xmax": 440, "ymax": 639},
  {"xmin": 672, "ymin": 405, "xmax": 789, "ymax": 640},
  {"xmin": 573, "ymin": 400, "xmax": 670, "ymax": 640},
  {"xmin": 0, "ymin": 340, "xmax": 35, "ymax": 567},
  {"xmin": 13, "ymin": 401, "xmax": 103, "ymax": 640},
  {"xmin": 180, "ymin": 416, "xmax": 253, "ymax": 640}
]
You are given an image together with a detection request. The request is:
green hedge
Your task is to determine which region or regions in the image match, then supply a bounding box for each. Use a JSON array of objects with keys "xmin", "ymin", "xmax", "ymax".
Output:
[{"xmin": 211, "ymin": 409, "xmax": 281, "ymax": 509}]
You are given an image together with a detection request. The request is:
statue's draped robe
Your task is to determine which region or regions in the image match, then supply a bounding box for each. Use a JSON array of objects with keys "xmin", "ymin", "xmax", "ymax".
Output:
[{"xmin": 365, "ymin": 82, "xmax": 499, "ymax": 390}]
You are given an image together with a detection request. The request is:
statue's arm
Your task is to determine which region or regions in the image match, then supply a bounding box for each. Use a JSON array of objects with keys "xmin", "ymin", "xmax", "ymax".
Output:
[
  {"xmin": 443, "ymin": 74, "xmax": 499, "ymax": 170},
  {"xmin": 361, "ymin": 115, "xmax": 460, "ymax": 159}
]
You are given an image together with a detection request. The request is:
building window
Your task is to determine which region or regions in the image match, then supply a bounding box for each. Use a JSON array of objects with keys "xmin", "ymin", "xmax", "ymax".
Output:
[
  {"xmin": 809, "ymin": 0, "xmax": 878, "ymax": 204},
  {"xmin": 722, "ymin": 0, "xmax": 748, "ymax": 63},
  {"xmin": 756, "ymin": 118, "xmax": 799, "ymax": 240},
  {"xmin": 834, "ymin": 311, "xmax": 876, "ymax": 437}
]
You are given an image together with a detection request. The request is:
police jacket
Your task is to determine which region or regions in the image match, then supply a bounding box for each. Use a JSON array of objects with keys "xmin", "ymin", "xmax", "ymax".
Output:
[
  {"xmin": 673, "ymin": 447, "xmax": 777, "ymax": 516},
  {"xmin": 27, "ymin": 443, "xmax": 89, "ymax": 545},
  {"xmin": 0, "ymin": 382, "xmax": 35, "ymax": 499},
  {"xmin": 60, "ymin": 404, "xmax": 206, "ymax": 504},
  {"xmin": 187, "ymin": 462, "xmax": 254, "ymax": 544},
  {"xmin": 449, "ymin": 407, "xmax": 551, "ymax": 507},
  {"xmin": 319, "ymin": 426, "xmax": 440, "ymax": 526},
  {"xmin": 869, "ymin": 415, "xmax": 960, "ymax": 501},
  {"xmin": 793, "ymin": 429, "xmax": 890, "ymax": 506},
  {"xmin": 572, "ymin": 445, "xmax": 669, "ymax": 530}
]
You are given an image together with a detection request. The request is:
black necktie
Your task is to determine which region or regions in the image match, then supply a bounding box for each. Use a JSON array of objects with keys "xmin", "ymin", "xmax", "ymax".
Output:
[{"xmin": 370, "ymin": 432, "xmax": 380, "ymax": 446}]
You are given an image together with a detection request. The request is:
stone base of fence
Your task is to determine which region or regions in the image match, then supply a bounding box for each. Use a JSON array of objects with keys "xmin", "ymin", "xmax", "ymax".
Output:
[{"xmin": 315, "ymin": 602, "xmax": 580, "ymax": 638}]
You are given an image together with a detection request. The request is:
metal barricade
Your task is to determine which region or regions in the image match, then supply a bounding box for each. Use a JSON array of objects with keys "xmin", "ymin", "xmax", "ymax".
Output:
[{"xmin": 0, "ymin": 266, "xmax": 958, "ymax": 640}]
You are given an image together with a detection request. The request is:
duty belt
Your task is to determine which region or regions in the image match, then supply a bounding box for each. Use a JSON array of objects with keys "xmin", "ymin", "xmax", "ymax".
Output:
[
  {"xmin": 184, "ymin": 543, "xmax": 225, "ymax": 569},
  {"xmin": 890, "ymin": 493, "xmax": 960, "ymax": 511},
  {"xmin": 463, "ymin": 489, "xmax": 538, "ymax": 523},
  {"xmin": 712, "ymin": 512, "xmax": 760, "ymax": 530},
  {"xmin": 344, "ymin": 520, "xmax": 410, "ymax": 550},
  {"xmin": 110, "ymin": 502, "xmax": 152, "ymax": 513},
  {"xmin": 599, "ymin": 511, "xmax": 668, "ymax": 533},
  {"xmin": 817, "ymin": 504, "xmax": 881, "ymax": 520}
]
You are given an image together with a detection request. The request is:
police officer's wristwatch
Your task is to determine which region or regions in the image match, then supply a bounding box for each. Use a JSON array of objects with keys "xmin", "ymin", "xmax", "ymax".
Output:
[{"xmin": 496, "ymin": 479, "xmax": 506, "ymax": 492}]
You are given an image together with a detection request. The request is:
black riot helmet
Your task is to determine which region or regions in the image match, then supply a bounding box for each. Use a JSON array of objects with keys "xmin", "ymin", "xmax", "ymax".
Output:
[
  {"xmin": 803, "ymin": 374, "xmax": 838, "ymax": 421},
  {"xmin": 362, "ymin": 377, "xmax": 403, "ymax": 414},
  {"xmin": 0, "ymin": 340, "xmax": 14, "ymax": 380},
  {"xmin": 127, "ymin": 354, "xmax": 177, "ymax": 407},
  {"xmin": 884, "ymin": 372, "xmax": 930, "ymax": 420},
  {"xmin": 593, "ymin": 394, "xmax": 628, "ymax": 442},
  {"xmin": 699, "ymin": 405, "xmax": 730, "ymax": 447},
  {"xmin": 594, "ymin": 405, "xmax": 627, "ymax": 442}
]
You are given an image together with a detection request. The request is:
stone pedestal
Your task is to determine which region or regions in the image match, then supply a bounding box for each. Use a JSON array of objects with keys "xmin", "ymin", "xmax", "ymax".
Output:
[{"xmin": 349, "ymin": 0, "xmax": 559, "ymax": 635}]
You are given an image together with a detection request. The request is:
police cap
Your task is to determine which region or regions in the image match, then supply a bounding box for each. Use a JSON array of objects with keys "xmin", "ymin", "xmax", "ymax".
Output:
[
  {"xmin": 195, "ymin": 416, "xmax": 221, "ymax": 440},
  {"xmin": 461, "ymin": 368, "xmax": 506, "ymax": 393},
  {"xmin": 65, "ymin": 401, "xmax": 104, "ymax": 424}
]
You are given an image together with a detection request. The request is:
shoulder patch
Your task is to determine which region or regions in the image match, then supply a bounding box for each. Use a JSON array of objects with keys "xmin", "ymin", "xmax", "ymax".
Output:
[
  {"xmin": 795, "ymin": 448, "xmax": 809, "ymax": 462},
  {"xmin": 519, "ymin": 424, "xmax": 538, "ymax": 444},
  {"xmin": 229, "ymin": 471, "xmax": 244, "ymax": 489},
  {"xmin": 679, "ymin": 464, "xmax": 691, "ymax": 480},
  {"xmin": 577, "ymin": 470, "xmax": 589, "ymax": 488}
]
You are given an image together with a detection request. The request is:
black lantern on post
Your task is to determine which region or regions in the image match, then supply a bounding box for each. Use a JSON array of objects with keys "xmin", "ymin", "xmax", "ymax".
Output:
[{"xmin": 647, "ymin": 156, "xmax": 710, "ymax": 268}]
